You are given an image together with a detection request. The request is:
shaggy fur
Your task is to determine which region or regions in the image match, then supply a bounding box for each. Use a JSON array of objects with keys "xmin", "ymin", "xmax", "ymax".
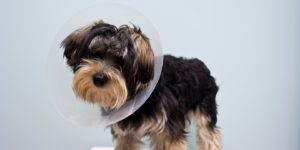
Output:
[
  {"xmin": 73, "ymin": 59, "xmax": 127, "ymax": 109},
  {"xmin": 61, "ymin": 20, "xmax": 222, "ymax": 150}
]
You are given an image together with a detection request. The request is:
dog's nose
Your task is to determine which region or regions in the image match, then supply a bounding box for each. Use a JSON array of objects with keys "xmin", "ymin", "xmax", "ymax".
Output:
[{"xmin": 92, "ymin": 73, "xmax": 108, "ymax": 87}]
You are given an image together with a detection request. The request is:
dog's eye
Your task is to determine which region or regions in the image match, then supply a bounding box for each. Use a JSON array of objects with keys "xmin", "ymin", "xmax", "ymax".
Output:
[
  {"xmin": 116, "ymin": 57, "xmax": 125, "ymax": 66},
  {"xmin": 91, "ymin": 51, "xmax": 104, "ymax": 59}
]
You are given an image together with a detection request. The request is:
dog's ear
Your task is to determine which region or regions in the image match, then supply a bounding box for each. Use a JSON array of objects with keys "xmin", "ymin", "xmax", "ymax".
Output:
[
  {"xmin": 131, "ymin": 25, "xmax": 155, "ymax": 84},
  {"xmin": 61, "ymin": 20, "xmax": 105, "ymax": 67},
  {"xmin": 120, "ymin": 25, "xmax": 155, "ymax": 97}
]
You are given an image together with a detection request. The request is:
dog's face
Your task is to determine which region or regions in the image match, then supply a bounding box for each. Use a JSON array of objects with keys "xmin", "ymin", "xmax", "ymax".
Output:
[{"xmin": 61, "ymin": 20, "xmax": 155, "ymax": 109}]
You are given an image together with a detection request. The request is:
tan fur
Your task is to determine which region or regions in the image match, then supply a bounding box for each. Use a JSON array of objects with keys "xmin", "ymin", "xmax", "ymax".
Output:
[
  {"xmin": 67, "ymin": 49, "xmax": 77, "ymax": 65},
  {"xmin": 121, "ymin": 25, "xmax": 155, "ymax": 94},
  {"xmin": 111, "ymin": 105, "xmax": 221, "ymax": 150},
  {"xmin": 193, "ymin": 108, "xmax": 222, "ymax": 150},
  {"xmin": 113, "ymin": 133, "xmax": 144, "ymax": 150},
  {"xmin": 149, "ymin": 127, "xmax": 187, "ymax": 150},
  {"xmin": 119, "ymin": 25, "xmax": 154, "ymax": 68},
  {"xmin": 148, "ymin": 112, "xmax": 187, "ymax": 150},
  {"xmin": 137, "ymin": 36, "xmax": 154, "ymax": 67},
  {"xmin": 72, "ymin": 59, "xmax": 127, "ymax": 109},
  {"xmin": 111, "ymin": 109, "xmax": 167, "ymax": 137},
  {"xmin": 131, "ymin": 27, "xmax": 155, "ymax": 75},
  {"xmin": 111, "ymin": 109, "xmax": 181, "ymax": 150}
]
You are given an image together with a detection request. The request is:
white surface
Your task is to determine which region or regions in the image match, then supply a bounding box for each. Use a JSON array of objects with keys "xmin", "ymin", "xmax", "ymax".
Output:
[
  {"xmin": 91, "ymin": 148, "xmax": 115, "ymax": 150},
  {"xmin": 91, "ymin": 148, "xmax": 149, "ymax": 150},
  {"xmin": 47, "ymin": 3, "xmax": 163, "ymax": 128},
  {"xmin": 0, "ymin": 0, "xmax": 299, "ymax": 150}
]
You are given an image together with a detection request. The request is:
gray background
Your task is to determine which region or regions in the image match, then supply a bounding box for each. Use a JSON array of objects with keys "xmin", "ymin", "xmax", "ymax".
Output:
[{"xmin": 0, "ymin": 0, "xmax": 299, "ymax": 150}]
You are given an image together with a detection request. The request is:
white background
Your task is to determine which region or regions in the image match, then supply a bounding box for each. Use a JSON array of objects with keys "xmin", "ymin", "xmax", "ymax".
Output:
[{"xmin": 0, "ymin": 0, "xmax": 299, "ymax": 150}]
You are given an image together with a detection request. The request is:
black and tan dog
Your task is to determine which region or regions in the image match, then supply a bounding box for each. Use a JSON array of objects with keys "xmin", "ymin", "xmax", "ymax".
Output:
[{"xmin": 61, "ymin": 20, "xmax": 222, "ymax": 150}]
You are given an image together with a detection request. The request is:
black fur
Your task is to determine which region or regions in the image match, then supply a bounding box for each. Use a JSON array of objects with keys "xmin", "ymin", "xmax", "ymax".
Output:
[
  {"xmin": 61, "ymin": 22, "xmax": 219, "ymax": 144},
  {"xmin": 62, "ymin": 23, "xmax": 155, "ymax": 99},
  {"xmin": 117, "ymin": 55, "xmax": 219, "ymax": 142},
  {"xmin": 61, "ymin": 23, "xmax": 119, "ymax": 73},
  {"xmin": 120, "ymin": 25, "xmax": 155, "ymax": 99},
  {"xmin": 80, "ymin": 23, "xmax": 118, "ymax": 59}
]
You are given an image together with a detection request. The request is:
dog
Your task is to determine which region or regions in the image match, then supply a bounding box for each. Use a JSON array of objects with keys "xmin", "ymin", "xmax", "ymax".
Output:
[{"xmin": 61, "ymin": 20, "xmax": 222, "ymax": 150}]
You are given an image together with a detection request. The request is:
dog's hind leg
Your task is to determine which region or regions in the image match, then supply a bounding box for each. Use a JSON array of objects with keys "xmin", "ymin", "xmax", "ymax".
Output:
[{"xmin": 193, "ymin": 109, "xmax": 222, "ymax": 150}]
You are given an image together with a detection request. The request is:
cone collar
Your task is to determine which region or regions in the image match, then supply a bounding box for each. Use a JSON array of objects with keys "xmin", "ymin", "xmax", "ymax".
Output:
[{"xmin": 47, "ymin": 3, "xmax": 163, "ymax": 128}]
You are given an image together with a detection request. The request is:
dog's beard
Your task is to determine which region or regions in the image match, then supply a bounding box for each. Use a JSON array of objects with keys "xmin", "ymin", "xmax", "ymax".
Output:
[{"xmin": 72, "ymin": 59, "xmax": 127, "ymax": 109}]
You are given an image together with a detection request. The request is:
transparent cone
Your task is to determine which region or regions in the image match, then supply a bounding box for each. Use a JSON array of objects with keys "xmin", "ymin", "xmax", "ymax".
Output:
[{"xmin": 46, "ymin": 3, "xmax": 163, "ymax": 128}]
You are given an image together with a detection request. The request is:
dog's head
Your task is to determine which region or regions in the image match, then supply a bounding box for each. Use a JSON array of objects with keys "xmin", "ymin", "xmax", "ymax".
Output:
[{"xmin": 61, "ymin": 20, "xmax": 155, "ymax": 109}]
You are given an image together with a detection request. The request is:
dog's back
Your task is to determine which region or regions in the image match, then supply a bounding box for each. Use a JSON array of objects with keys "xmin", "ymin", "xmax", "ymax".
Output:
[{"xmin": 113, "ymin": 55, "xmax": 221, "ymax": 150}]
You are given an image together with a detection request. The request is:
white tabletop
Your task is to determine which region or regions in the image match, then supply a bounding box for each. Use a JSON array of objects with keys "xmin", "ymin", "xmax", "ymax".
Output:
[{"xmin": 91, "ymin": 147, "xmax": 149, "ymax": 150}]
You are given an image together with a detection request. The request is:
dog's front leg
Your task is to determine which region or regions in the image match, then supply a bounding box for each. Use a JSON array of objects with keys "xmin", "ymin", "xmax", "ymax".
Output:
[
  {"xmin": 111, "ymin": 124, "xmax": 144, "ymax": 150},
  {"xmin": 149, "ymin": 127, "xmax": 188, "ymax": 150},
  {"xmin": 114, "ymin": 134, "xmax": 144, "ymax": 150}
]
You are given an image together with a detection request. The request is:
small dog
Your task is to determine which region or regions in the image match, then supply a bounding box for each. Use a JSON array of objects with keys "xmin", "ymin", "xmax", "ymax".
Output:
[{"xmin": 61, "ymin": 20, "xmax": 222, "ymax": 150}]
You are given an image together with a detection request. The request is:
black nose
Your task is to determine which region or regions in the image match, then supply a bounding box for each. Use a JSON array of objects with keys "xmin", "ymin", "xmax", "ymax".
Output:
[{"xmin": 92, "ymin": 73, "xmax": 108, "ymax": 87}]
